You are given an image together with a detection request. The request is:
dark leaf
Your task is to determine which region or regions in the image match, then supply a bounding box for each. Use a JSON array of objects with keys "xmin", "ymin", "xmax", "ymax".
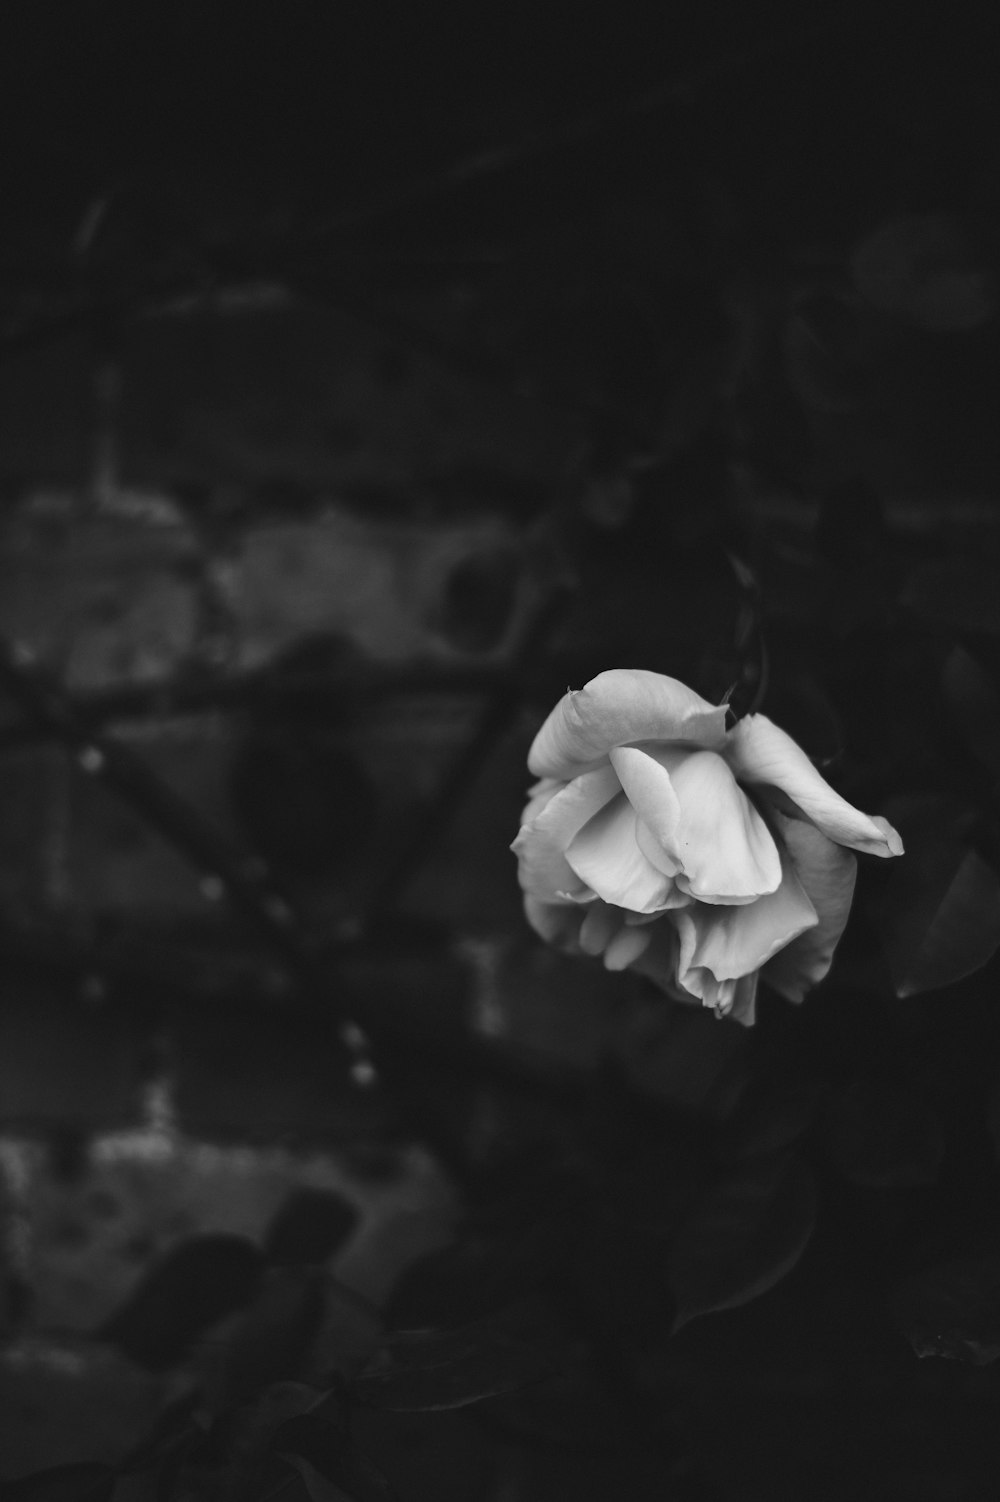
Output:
[
  {"xmin": 385, "ymin": 1172, "xmax": 588, "ymax": 1328},
  {"xmin": 870, "ymin": 796, "xmax": 1000, "ymax": 997},
  {"xmin": 851, "ymin": 214, "xmax": 996, "ymax": 331},
  {"xmin": 608, "ymin": 996, "xmax": 752, "ymax": 1120},
  {"xmin": 309, "ymin": 1276, "xmax": 383, "ymax": 1382},
  {"xmin": 264, "ymin": 1190, "xmax": 360, "ymax": 1268},
  {"xmin": 267, "ymin": 1453, "xmax": 354, "ymax": 1502},
  {"xmin": 268, "ymin": 1415, "xmax": 399, "ymax": 1502},
  {"xmin": 717, "ymin": 1069, "xmax": 819, "ymax": 1165},
  {"xmin": 354, "ymin": 1307, "xmax": 561, "ymax": 1412},
  {"xmin": 114, "ymin": 1388, "xmax": 205, "ymax": 1473},
  {"xmin": 892, "ymin": 1255, "xmax": 1000, "ymax": 1363},
  {"xmin": 900, "ymin": 558, "xmax": 1000, "ymax": 634},
  {"xmin": 384, "ymin": 1240, "xmax": 520, "ymax": 1330},
  {"xmin": 941, "ymin": 645, "xmax": 1000, "ymax": 780},
  {"xmin": 0, "ymin": 1465, "xmax": 115, "ymax": 1502},
  {"xmin": 568, "ymin": 1212, "xmax": 677, "ymax": 1343},
  {"xmin": 98, "ymin": 1234, "xmax": 264, "ymax": 1369},
  {"xmin": 203, "ymin": 1384, "xmax": 323, "ymax": 1484},
  {"xmin": 820, "ymin": 1079, "xmax": 944, "ymax": 1187},
  {"xmin": 668, "ymin": 1151, "xmax": 816, "ymax": 1329},
  {"xmin": 222, "ymin": 1269, "xmax": 327, "ymax": 1404}
]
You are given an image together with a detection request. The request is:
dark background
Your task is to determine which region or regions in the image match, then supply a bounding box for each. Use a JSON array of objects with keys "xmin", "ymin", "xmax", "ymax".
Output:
[{"xmin": 3, "ymin": 4, "xmax": 1000, "ymax": 1499}]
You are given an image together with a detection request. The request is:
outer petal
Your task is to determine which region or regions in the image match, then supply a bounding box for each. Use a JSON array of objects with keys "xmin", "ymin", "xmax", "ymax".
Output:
[
  {"xmin": 512, "ymin": 765, "xmax": 620, "ymax": 902},
  {"xmin": 603, "ymin": 925, "xmax": 654, "ymax": 971},
  {"xmin": 671, "ymin": 969, "xmax": 760, "ymax": 1026},
  {"xmin": 762, "ymin": 809, "xmax": 857, "ymax": 1003},
  {"xmin": 726, "ymin": 972, "xmax": 760, "ymax": 1027},
  {"xmin": 522, "ymin": 896, "xmax": 697, "ymax": 998},
  {"xmin": 627, "ymin": 915, "xmax": 686, "ymax": 993},
  {"xmin": 523, "ymin": 895, "xmax": 586, "ymax": 951},
  {"xmin": 672, "ymin": 852, "xmax": 818, "ymax": 993},
  {"xmin": 725, "ymin": 714, "xmax": 904, "ymax": 857},
  {"xmin": 528, "ymin": 668, "xmax": 728, "ymax": 780},
  {"xmin": 520, "ymin": 777, "xmax": 566, "ymax": 825},
  {"xmin": 612, "ymin": 745, "xmax": 782, "ymax": 904},
  {"xmin": 565, "ymin": 793, "xmax": 677, "ymax": 913},
  {"xmin": 579, "ymin": 901, "xmax": 622, "ymax": 956},
  {"xmin": 522, "ymin": 895, "xmax": 654, "ymax": 979}
]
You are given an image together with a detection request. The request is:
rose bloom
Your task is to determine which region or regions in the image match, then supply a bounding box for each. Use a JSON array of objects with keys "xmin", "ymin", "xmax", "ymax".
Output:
[{"xmin": 512, "ymin": 669, "xmax": 903, "ymax": 1025}]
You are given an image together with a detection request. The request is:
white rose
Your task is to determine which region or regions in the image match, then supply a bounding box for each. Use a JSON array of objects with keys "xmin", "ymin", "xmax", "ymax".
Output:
[{"xmin": 512, "ymin": 669, "xmax": 903, "ymax": 1025}]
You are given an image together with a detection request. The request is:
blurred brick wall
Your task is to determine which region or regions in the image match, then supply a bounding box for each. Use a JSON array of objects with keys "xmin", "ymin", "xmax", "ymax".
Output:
[
  {"xmin": 0, "ymin": 289, "xmax": 596, "ymax": 1148},
  {"xmin": 0, "ymin": 288, "xmax": 615, "ymax": 1396}
]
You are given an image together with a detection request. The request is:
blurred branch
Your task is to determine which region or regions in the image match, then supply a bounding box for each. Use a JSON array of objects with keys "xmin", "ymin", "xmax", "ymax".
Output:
[
  {"xmin": 0, "ymin": 636, "xmax": 310, "ymax": 971},
  {"xmin": 0, "ymin": 917, "xmax": 596, "ymax": 1116},
  {"xmin": 0, "ymin": 632, "xmax": 628, "ymax": 1123},
  {"xmin": 0, "ymin": 662, "xmax": 514, "ymax": 753}
]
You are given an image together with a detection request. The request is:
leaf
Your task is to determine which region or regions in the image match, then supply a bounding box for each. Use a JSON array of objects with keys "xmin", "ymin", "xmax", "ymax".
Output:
[
  {"xmin": 267, "ymin": 1415, "xmax": 399, "ymax": 1502},
  {"xmin": 668, "ymin": 1151, "xmax": 816, "ymax": 1329},
  {"xmin": 384, "ymin": 1171, "xmax": 588, "ymax": 1329},
  {"xmin": 892, "ymin": 1255, "xmax": 1000, "ymax": 1363},
  {"xmin": 569, "ymin": 1213, "xmax": 677, "ymax": 1344},
  {"xmin": 851, "ymin": 214, "xmax": 996, "ymax": 331},
  {"xmin": 222, "ymin": 1269, "xmax": 327, "ymax": 1403},
  {"xmin": 941, "ymin": 646, "xmax": 1000, "ymax": 779},
  {"xmin": 820, "ymin": 1079, "xmax": 944, "ymax": 1187},
  {"xmin": 268, "ymin": 1453, "xmax": 354, "ymax": 1502},
  {"xmin": 870, "ymin": 796, "xmax": 1000, "ymax": 997},
  {"xmin": 0, "ymin": 1465, "xmax": 116, "ymax": 1502},
  {"xmin": 717, "ymin": 1069, "xmax": 819, "ymax": 1165},
  {"xmin": 98, "ymin": 1234, "xmax": 264, "ymax": 1370},
  {"xmin": 608, "ymin": 995, "xmax": 752, "ymax": 1121},
  {"xmin": 309, "ymin": 1276, "xmax": 383, "ymax": 1382},
  {"xmin": 354, "ymin": 1307, "xmax": 561, "ymax": 1412},
  {"xmin": 900, "ymin": 558, "xmax": 1000, "ymax": 634}
]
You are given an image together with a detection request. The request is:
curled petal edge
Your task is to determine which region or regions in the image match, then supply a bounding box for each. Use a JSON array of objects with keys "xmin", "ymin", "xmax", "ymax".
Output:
[{"xmin": 528, "ymin": 668, "xmax": 728, "ymax": 780}]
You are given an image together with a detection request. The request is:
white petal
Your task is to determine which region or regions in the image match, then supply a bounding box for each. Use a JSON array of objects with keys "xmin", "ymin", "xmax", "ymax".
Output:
[
  {"xmin": 672, "ymin": 852, "xmax": 818, "ymax": 988},
  {"xmin": 613, "ymin": 744, "xmax": 782, "ymax": 904},
  {"xmin": 635, "ymin": 810, "xmax": 682, "ymax": 877},
  {"xmin": 528, "ymin": 668, "xmax": 728, "ymax": 780},
  {"xmin": 762, "ymin": 809, "xmax": 858, "ymax": 1003},
  {"xmin": 725, "ymin": 714, "xmax": 904, "ymax": 857},
  {"xmin": 727, "ymin": 973, "xmax": 760, "ymax": 1026},
  {"xmin": 565, "ymin": 793, "xmax": 677, "ymax": 913},
  {"xmin": 520, "ymin": 777, "xmax": 566, "ymax": 825},
  {"xmin": 603, "ymin": 926, "xmax": 653, "ymax": 971},
  {"xmin": 610, "ymin": 745, "xmax": 682, "ymax": 873},
  {"xmin": 512, "ymin": 765, "xmax": 620, "ymax": 902},
  {"xmin": 523, "ymin": 895, "xmax": 579, "ymax": 948},
  {"xmin": 629, "ymin": 918, "xmax": 685, "ymax": 993},
  {"xmin": 579, "ymin": 901, "xmax": 621, "ymax": 956}
]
